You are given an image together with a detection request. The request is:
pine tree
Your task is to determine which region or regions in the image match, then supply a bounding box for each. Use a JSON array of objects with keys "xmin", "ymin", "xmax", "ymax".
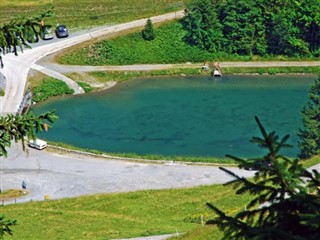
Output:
[
  {"xmin": 206, "ymin": 116, "xmax": 320, "ymax": 239},
  {"xmin": 298, "ymin": 76, "xmax": 320, "ymax": 159},
  {"xmin": 141, "ymin": 18, "xmax": 155, "ymax": 41},
  {"xmin": 182, "ymin": 0, "xmax": 223, "ymax": 52}
]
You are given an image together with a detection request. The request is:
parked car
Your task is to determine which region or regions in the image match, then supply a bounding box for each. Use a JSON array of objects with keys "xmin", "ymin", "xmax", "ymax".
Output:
[
  {"xmin": 55, "ymin": 25, "xmax": 69, "ymax": 38},
  {"xmin": 28, "ymin": 138, "xmax": 47, "ymax": 150},
  {"xmin": 40, "ymin": 26, "xmax": 54, "ymax": 40},
  {"xmin": 26, "ymin": 31, "xmax": 39, "ymax": 43}
]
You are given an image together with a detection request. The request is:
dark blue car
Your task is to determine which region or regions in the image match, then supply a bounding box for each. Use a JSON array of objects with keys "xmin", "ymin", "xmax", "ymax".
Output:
[{"xmin": 55, "ymin": 25, "xmax": 69, "ymax": 38}]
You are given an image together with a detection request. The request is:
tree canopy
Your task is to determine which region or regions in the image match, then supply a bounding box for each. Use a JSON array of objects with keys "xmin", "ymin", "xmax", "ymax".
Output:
[
  {"xmin": 182, "ymin": 0, "xmax": 320, "ymax": 57},
  {"xmin": 298, "ymin": 76, "xmax": 320, "ymax": 159}
]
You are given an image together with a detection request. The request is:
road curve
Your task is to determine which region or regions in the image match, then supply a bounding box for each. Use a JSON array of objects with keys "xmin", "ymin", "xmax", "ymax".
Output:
[
  {"xmin": 2, "ymin": 142, "xmax": 319, "ymax": 205},
  {"xmin": 0, "ymin": 10, "xmax": 184, "ymax": 115},
  {"xmin": 1, "ymin": 142, "xmax": 255, "ymax": 204}
]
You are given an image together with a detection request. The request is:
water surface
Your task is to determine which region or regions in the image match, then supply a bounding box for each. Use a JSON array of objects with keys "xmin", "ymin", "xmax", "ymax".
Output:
[{"xmin": 32, "ymin": 75, "xmax": 315, "ymax": 158}]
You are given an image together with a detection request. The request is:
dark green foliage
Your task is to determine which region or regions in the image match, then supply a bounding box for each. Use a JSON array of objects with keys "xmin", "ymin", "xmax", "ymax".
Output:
[
  {"xmin": 141, "ymin": 18, "xmax": 155, "ymax": 41},
  {"xmin": 298, "ymin": 76, "xmax": 320, "ymax": 159},
  {"xmin": 220, "ymin": 0, "xmax": 267, "ymax": 56},
  {"xmin": 0, "ymin": 215, "xmax": 16, "ymax": 240},
  {"xmin": 182, "ymin": 0, "xmax": 320, "ymax": 57},
  {"xmin": 32, "ymin": 78, "xmax": 75, "ymax": 102},
  {"xmin": 182, "ymin": 0, "xmax": 223, "ymax": 52},
  {"xmin": 207, "ymin": 116, "xmax": 320, "ymax": 239}
]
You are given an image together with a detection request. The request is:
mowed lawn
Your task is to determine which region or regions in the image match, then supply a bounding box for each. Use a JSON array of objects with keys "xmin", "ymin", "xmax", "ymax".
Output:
[
  {"xmin": 0, "ymin": 0, "xmax": 187, "ymax": 30},
  {"xmin": 1, "ymin": 184, "xmax": 252, "ymax": 239}
]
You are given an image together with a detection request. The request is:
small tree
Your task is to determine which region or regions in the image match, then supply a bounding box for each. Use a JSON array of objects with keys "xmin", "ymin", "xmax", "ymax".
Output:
[
  {"xmin": 141, "ymin": 18, "xmax": 155, "ymax": 41},
  {"xmin": 206, "ymin": 116, "xmax": 320, "ymax": 239},
  {"xmin": 298, "ymin": 76, "xmax": 320, "ymax": 159}
]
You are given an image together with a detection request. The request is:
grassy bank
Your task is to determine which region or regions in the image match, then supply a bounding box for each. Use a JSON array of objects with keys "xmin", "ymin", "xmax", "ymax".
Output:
[
  {"xmin": 1, "ymin": 184, "xmax": 251, "ymax": 239},
  {"xmin": 46, "ymin": 141, "xmax": 236, "ymax": 165},
  {"xmin": 58, "ymin": 20, "xmax": 320, "ymax": 68},
  {"xmin": 69, "ymin": 67, "xmax": 320, "ymax": 86}
]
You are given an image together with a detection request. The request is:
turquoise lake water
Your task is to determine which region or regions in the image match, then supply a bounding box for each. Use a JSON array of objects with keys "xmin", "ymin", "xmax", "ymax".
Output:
[{"xmin": 32, "ymin": 75, "xmax": 315, "ymax": 158}]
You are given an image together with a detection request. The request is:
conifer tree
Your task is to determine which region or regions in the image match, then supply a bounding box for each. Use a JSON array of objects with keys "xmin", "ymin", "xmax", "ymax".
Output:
[
  {"xmin": 182, "ymin": 0, "xmax": 223, "ymax": 52},
  {"xmin": 141, "ymin": 18, "xmax": 155, "ymax": 41},
  {"xmin": 206, "ymin": 116, "xmax": 320, "ymax": 239},
  {"xmin": 298, "ymin": 76, "xmax": 320, "ymax": 159}
]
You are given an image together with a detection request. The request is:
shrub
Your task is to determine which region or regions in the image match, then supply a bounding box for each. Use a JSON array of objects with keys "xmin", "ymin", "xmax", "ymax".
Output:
[{"xmin": 32, "ymin": 78, "xmax": 74, "ymax": 102}]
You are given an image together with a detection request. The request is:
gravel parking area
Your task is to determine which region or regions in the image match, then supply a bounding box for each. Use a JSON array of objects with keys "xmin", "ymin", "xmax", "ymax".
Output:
[{"xmin": 1, "ymin": 142, "xmax": 255, "ymax": 204}]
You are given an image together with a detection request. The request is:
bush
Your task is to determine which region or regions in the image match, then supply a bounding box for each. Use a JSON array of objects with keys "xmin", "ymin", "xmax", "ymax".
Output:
[{"xmin": 32, "ymin": 78, "xmax": 74, "ymax": 102}]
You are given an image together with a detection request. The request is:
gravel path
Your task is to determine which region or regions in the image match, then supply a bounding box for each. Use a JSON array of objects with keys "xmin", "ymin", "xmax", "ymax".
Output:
[{"xmin": 38, "ymin": 60, "xmax": 320, "ymax": 74}]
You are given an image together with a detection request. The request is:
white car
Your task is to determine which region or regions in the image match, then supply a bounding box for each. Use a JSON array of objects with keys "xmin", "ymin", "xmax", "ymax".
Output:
[
  {"xmin": 40, "ymin": 26, "xmax": 54, "ymax": 40},
  {"xmin": 28, "ymin": 138, "xmax": 47, "ymax": 150}
]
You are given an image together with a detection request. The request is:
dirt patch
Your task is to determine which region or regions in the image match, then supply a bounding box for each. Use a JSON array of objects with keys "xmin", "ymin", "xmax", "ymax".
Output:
[{"xmin": 0, "ymin": 189, "xmax": 29, "ymax": 201}]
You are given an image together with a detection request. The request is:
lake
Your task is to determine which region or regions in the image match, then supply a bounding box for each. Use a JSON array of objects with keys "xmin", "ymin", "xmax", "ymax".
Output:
[{"xmin": 32, "ymin": 74, "xmax": 315, "ymax": 158}]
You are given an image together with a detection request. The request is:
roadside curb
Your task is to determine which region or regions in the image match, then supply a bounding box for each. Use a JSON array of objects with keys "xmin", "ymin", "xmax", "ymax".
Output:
[{"xmin": 46, "ymin": 144, "xmax": 237, "ymax": 167}]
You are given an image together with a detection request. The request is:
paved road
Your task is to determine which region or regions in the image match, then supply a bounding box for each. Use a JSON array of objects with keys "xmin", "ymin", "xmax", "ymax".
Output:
[
  {"xmin": 0, "ymin": 11, "xmax": 184, "ymax": 115},
  {"xmin": 0, "ymin": 142, "xmax": 255, "ymax": 204},
  {"xmin": 2, "ymin": 143, "xmax": 319, "ymax": 204}
]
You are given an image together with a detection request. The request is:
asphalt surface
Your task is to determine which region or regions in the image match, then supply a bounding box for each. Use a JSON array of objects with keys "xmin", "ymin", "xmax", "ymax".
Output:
[{"xmin": 1, "ymin": 142, "xmax": 256, "ymax": 204}]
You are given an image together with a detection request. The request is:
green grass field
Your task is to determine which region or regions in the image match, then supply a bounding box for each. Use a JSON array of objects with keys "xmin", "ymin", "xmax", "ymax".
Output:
[
  {"xmin": 1, "ymin": 184, "xmax": 251, "ymax": 239},
  {"xmin": 0, "ymin": 0, "xmax": 187, "ymax": 30}
]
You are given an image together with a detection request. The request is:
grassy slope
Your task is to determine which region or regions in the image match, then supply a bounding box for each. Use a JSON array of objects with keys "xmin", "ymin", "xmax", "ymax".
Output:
[
  {"xmin": 58, "ymin": 20, "xmax": 320, "ymax": 75},
  {"xmin": 1, "ymin": 184, "xmax": 251, "ymax": 239}
]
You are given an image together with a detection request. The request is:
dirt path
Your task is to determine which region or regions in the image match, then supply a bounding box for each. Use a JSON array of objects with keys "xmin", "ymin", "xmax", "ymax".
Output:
[{"xmin": 38, "ymin": 60, "xmax": 320, "ymax": 74}]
